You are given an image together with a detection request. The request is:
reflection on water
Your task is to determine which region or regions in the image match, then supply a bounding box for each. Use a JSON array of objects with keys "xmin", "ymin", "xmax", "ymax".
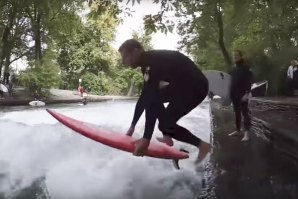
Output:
[{"xmin": 0, "ymin": 100, "xmax": 211, "ymax": 199}]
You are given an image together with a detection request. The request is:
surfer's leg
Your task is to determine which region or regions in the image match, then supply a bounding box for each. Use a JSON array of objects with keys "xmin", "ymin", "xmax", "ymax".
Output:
[
  {"xmin": 157, "ymin": 85, "xmax": 200, "ymax": 146},
  {"xmin": 158, "ymin": 85, "xmax": 211, "ymax": 163},
  {"xmin": 156, "ymin": 86, "xmax": 174, "ymax": 146},
  {"xmin": 163, "ymin": 101, "xmax": 211, "ymax": 163},
  {"xmin": 170, "ymin": 125, "xmax": 201, "ymax": 147},
  {"xmin": 157, "ymin": 102, "xmax": 200, "ymax": 147},
  {"xmin": 241, "ymin": 101, "xmax": 250, "ymax": 141},
  {"xmin": 241, "ymin": 101, "xmax": 250, "ymax": 130},
  {"xmin": 229, "ymin": 96, "xmax": 242, "ymax": 136},
  {"xmin": 149, "ymin": 102, "xmax": 175, "ymax": 146}
]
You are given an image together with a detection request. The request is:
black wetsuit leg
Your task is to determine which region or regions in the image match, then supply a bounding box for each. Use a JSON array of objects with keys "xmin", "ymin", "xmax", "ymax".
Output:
[
  {"xmin": 231, "ymin": 95, "xmax": 251, "ymax": 131},
  {"xmin": 153, "ymin": 82, "xmax": 208, "ymax": 147}
]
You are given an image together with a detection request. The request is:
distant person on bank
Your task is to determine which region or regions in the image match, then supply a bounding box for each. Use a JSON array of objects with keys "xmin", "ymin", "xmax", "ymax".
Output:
[
  {"xmin": 33, "ymin": 90, "xmax": 41, "ymax": 101},
  {"xmin": 292, "ymin": 62, "xmax": 298, "ymax": 95},
  {"xmin": 286, "ymin": 60, "xmax": 298, "ymax": 96},
  {"xmin": 228, "ymin": 50, "xmax": 253, "ymax": 142}
]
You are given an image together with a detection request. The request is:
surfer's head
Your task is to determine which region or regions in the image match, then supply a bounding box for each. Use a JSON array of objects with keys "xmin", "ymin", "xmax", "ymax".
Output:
[
  {"xmin": 233, "ymin": 50, "xmax": 244, "ymax": 64},
  {"xmin": 118, "ymin": 39, "xmax": 144, "ymax": 69}
]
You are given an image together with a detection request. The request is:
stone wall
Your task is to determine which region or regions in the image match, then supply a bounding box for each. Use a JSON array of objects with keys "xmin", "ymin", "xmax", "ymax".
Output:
[{"xmin": 249, "ymin": 97, "xmax": 298, "ymax": 164}]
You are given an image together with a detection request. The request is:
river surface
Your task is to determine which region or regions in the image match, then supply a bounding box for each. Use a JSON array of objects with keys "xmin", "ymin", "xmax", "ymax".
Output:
[
  {"xmin": 0, "ymin": 100, "xmax": 211, "ymax": 199},
  {"xmin": 1, "ymin": 100, "xmax": 298, "ymax": 199}
]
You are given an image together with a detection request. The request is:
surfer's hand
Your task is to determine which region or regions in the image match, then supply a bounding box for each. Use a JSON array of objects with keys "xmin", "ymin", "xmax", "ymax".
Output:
[
  {"xmin": 126, "ymin": 125, "xmax": 135, "ymax": 136},
  {"xmin": 241, "ymin": 93, "xmax": 249, "ymax": 102},
  {"xmin": 133, "ymin": 138, "xmax": 150, "ymax": 157}
]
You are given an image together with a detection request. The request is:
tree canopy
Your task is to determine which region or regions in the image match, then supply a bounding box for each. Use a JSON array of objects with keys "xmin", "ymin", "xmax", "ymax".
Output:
[{"xmin": 1, "ymin": 0, "xmax": 297, "ymax": 96}]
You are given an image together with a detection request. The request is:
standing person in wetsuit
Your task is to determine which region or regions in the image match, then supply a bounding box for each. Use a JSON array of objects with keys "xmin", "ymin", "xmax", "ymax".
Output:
[
  {"xmin": 33, "ymin": 90, "xmax": 40, "ymax": 101},
  {"xmin": 228, "ymin": 50, "xmax": 253, "ymax": 141},
  {"xmin": 118, "ymin": 39, "xmax": 211, "ymax": 164}
]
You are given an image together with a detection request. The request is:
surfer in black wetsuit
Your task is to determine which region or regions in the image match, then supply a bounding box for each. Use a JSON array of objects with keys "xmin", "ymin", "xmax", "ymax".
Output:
[
  {"xmin": 82, "ymin": 97, "xmax": 87, "ymax": 105},
  {"xmin": 118, "ymin": 39, "xmax": 211, "ymax": 164},
  {"xmin": 228, "ymin": 50, "xmax": 253, "ymax": 141},
  {"xmin": 33, "ymin": 90, "xmax": 40, "ymax": 101}
]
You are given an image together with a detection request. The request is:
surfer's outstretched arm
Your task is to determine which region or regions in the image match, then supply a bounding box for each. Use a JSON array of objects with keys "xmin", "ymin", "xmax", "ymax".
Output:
[
  {"xmin": 131, "ymin": 91, "xmax": 145, "ymax": 127},
  {"xmin": 130, "ymin": 61, "xmax": 161, "ymax": 129},
  {"xmin": 126, "ymin": 92, "xmax": 145, "ymax": 136}
]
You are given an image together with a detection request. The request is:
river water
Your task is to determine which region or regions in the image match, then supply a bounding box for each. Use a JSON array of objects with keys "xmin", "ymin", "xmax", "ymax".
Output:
[
  {"xmin": 0, "ymin": 100, "xmax": 211, "ymax": 199},
  {"xmin": 2, "ymin": 100, "xmax": 298, "ymax": 199}
]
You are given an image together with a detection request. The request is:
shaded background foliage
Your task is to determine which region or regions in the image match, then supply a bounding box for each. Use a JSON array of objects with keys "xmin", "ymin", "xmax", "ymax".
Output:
[{"xmin": 1, "ymin": 0, "xmax": 297, "ymax": 96}]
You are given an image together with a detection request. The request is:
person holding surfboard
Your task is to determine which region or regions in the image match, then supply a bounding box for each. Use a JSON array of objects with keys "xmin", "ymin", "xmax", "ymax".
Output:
[
  {"xmin": 33, "ymin": 90, "xmax": 41, "ymax": 101},
  {"xmin": 118, "ymin": 39, "xmax": 211, "ymax": 164},
  {"xmin": 228, "ymin": 50, "xmax": 253, "ymax": 141}
]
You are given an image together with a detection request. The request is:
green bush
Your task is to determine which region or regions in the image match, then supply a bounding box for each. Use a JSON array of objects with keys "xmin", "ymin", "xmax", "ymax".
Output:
[{"xmin": 19, "ymin": 51, "xmax": 61, "ymax": 95}]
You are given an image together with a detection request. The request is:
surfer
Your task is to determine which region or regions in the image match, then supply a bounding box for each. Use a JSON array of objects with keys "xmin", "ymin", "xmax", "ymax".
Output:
[
  {"xmin": 228, "ymin": 50, "xmax": 253, "ymax": 141},
  {"xmin": 33, "ymin": 90, "xmax": 41, "ymax": 101},
  {"xmin": 82, "ymin": 97, "xmax": 87, "ymax": 105},
  {"xmin": 118, "ymin": 39, "xmax": 211, "ymax": 164}
]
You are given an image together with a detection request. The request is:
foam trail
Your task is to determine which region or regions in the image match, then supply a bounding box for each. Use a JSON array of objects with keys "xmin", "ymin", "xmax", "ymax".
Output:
[{"xmin": 0, "ymin": 100, "xmax": 211, "ymax": 199}]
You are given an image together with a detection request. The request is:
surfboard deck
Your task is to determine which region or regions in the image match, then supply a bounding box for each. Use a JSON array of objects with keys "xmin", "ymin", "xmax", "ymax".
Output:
[
  {"xmin": 203, "ymin": 70, "xmax": 268, "ymax": 104},
  {"xmin": 251, "ymin": 80, "xmax": 267, "ymax": 90},
  {"xmin": 29, "ymin": 100, "xmax": 46, "ymax": 106},
  {"xmin": 0, "ymin": 84, "xmax": 8, "ymax": 93},
  {"xmin": 203, "ymin": 70, "xmax": 232, "ymax": 106},
  {"xmin": 46, "ymin": 109, "xmax": 189, "ymax": 160}
]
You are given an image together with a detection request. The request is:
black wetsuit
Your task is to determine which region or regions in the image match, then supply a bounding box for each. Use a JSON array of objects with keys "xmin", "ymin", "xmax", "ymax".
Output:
[
  {"xmin": 33, "ymin": 92, "xmax": 40, "ymax": 101},
  {"xmin": 131, "ymin": 50, "xmax": 208, "ymax": 147},
  {"xmin": 230, "ymin": 60, "xmax": 253, "ymax": 131},
  {"xmin": 293, "ymin": 66, "xmax": 298, "ymax": 89}
]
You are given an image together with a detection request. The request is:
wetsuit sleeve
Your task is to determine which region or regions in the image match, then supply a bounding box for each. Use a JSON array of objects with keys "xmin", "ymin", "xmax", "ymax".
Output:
[
  {"xmin": 141, "ymin": 67, "xmax": 160, "ymax": 140},
  {"xmin": 244, "ymin": 69, "xmax": 253, "ymax": 93},
  {"xmin": 131, "ymin": 90, "xmax": 145, "ymax": 126}
]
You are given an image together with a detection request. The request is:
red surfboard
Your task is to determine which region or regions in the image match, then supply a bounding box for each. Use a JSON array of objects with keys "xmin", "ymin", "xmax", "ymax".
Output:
[{"xmin": 46, "ymin": 109, "xmax": 189, "ymax": 160}]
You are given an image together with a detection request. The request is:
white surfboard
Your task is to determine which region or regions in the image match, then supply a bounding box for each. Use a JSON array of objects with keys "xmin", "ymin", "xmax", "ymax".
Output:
[
  {"xmin": 249, "ymin": 80, "xmax": 268, "ymax": 97},
  {"xmin": 29, "ymin": 100, "xmax": 46, "ymax": 107},
  {"xmin": 251, "ymin": 80, "xmax": 268, "ymax": 90},
  {"xmin": 203, "ymin": 70, "xmax": 232, "ymax": 106},
  {"xmin": 204, "ymin": 70, "xmax": 268, "ymax": 104},
  {"xmin": 0, "ymin": 84, "xmax": 8, "ymax": 93}
]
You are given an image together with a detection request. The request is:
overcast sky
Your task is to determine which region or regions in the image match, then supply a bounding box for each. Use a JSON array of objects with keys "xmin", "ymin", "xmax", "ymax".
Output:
[
  {"xmin": 112, "ymin": 0, "xmax": 181, "ymax": 50},
  {"xmin": 12, "ymin": 1, "xmax": 182, "ymax": 72}
]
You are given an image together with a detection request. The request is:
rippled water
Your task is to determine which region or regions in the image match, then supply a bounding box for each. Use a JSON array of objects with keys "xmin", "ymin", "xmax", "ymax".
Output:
[{"xmin": 0, "ymin": 100, "xmax": 211, "ymax": 199}]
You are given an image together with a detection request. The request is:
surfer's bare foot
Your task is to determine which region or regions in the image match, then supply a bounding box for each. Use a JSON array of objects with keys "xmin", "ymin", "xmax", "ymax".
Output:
[
  {"xmin": 241, "ymin": 131, "xmax": 250, "ymax": 142},
  {"xmin": 195, "ymin": 140, "xmax": 211, "ymax": 164},
  {"xmin": 156, "ymin": 135, "xmax": 174, "ymax": 146},
  {"xmin": 228, "ymin": 130, "xmax": 242, "ymax": 136}
]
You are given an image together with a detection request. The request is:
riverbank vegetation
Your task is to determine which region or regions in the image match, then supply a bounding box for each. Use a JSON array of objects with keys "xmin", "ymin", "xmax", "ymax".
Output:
[{"xmin": 1, "ymin": 0, "xmax": 297, "ymax": 96}]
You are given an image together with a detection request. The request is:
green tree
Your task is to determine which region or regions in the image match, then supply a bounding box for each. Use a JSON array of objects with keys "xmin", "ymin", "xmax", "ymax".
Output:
[
  {"xmin": 57, "ymin": 11, "xmax": 119, "ymax": 90},
  {"xmin": 19, "ymin": 47, "xmax": 61, "ymax": 94},
  {"xmin": 139, "ymin": 0, "xmax": 298, "ymax": 95}
]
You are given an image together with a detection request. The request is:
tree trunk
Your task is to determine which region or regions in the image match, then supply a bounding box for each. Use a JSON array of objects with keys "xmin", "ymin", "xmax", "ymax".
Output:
[
  {"xmin": 215, "ymin": 0, "xmax": 232, "ymax": 70},
  {"xmin": 4, "ymin": 46, "xmax": 11, "ymax": 74},
  {"xmin": 0, "ymin": 7, "xmax": 16, "ymax": 78},
  {"xmin": 0, "ymin": 57, "xmax": 3, "ymax": 78},
  {"xmin": 34, "ymin": 13, "xmax": 42, "ymax": 62},
  {"xmin": 0, "ymin": 40, "xmax": 3, "ymax": 78}
]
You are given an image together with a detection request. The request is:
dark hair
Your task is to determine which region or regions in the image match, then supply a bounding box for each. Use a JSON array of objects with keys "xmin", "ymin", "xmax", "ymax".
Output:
[
  {"xmin": 234, "ymin": 50, "xmax": 243, "ymax": 57},
  {"xmin": 118, "ymin": 39, "xmax": 143, "ymax": 53}
]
